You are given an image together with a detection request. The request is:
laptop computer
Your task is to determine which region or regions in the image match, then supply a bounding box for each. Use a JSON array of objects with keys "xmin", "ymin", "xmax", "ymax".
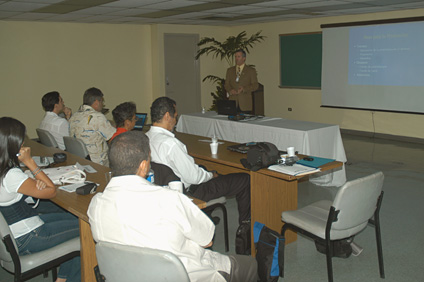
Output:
[
  {"xmin": 217, "ymin": 100, "xmax": 238, "ymax": 116},
  {"xmin": 134, "ymin": 113, "xmax": 147, "ymax": 130}
]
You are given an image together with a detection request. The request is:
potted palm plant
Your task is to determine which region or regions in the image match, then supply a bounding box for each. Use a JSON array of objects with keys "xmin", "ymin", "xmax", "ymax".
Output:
[{"xmin": 195, "ymin": 31, "xmax": 265, "ymax": 110}]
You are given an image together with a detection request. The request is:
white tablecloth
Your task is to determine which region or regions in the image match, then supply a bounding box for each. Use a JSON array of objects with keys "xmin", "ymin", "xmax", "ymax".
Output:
[{"xmin": 176, "ymin": 112, "xmax": 347, "ymax": 186}]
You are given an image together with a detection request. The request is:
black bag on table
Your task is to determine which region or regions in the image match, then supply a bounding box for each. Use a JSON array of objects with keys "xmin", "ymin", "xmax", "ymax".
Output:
[
  {"xmin": 240, "ymin": 142, "xmax": 280, "ymax": 171},
  {"xmin": 253, "ymin": 222, "xmax": 285, "ymax": 282},
  {"xmin": 235, "ymin": 221, "xmax": 251, "ymax": 255}
]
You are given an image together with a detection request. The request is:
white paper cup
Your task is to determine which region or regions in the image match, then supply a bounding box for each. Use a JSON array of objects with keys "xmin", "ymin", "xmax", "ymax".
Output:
[
  {"xmin": 287, "ymin": 147, "xmax": 295, "ymax": 157},
  {"xmin": 168, "ymin": 181, "xmax": 183, "ymax": 193},
  {"xmin": 105, "ymin": 171, "xmax": 112, "ymax": 183},
  {"xmin": 210, "ymin": 142, "xmax": 218, "ymax": 155}
]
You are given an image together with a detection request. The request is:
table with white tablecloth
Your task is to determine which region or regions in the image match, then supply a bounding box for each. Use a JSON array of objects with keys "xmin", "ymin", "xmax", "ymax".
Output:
[{"xmin": 176, "ymin": 112, "xmax": 347, "ymax": 186}]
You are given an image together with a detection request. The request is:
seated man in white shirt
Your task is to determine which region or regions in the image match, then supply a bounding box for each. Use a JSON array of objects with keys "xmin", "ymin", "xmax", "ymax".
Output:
[
  {"xmin": 88, "ymin": 131, "xmax": 258, "ymax": 282},
  {"xmin": 146, "ymin": 97, "xmax": 251, "ymax": 225},
  {"xmin": 39, "ymin": 91, "xmax": 72, "ymax": 150}
]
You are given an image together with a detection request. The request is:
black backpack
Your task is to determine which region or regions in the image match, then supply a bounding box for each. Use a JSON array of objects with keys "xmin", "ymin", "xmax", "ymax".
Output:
[
  {"xmin": 240, "ymin": 142, "xmax": 280, "ymax": 171},
  {"xmin": 254, "ymin": 222, "xmax": 285, "ymax": 282},
  {"xmin": 235, "ymin": 222, "xmax": 251, "ymax": 255},
  {"xmin": 314, "ymin": 238, "xmax": 353, "ymax": 258}
]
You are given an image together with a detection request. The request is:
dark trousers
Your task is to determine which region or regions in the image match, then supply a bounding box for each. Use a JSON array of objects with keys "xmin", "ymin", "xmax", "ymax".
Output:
[
  {"xmin": 189, "ymin": 173, "xmax": 251, "ymax": 224},
  {"xmin": 219, "ymin": 254, "xmax": 258, "ymax": 282}
]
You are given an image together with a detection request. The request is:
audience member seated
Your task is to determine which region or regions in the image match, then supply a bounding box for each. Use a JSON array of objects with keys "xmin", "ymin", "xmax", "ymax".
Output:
[
  {"xmin": 69, "ymin": 87, "xmax": 116, "ymax": 166},
  {"xmin": 39, "ymin": 91, "xmax": 72, "ymax": 150},
  {"xmin": 146, "ymin": 97, "xmax": 251, "ymax": 225},
  {"xmin": 88, "ymin": 131, "xmax": 258, "ymax": 282},
  {"xmin": 0, "ymin": 117, "xmax": 80, "ymax": 282},
  {"xmin": 110, "ymin": 102, "xmax": 137, "ymax": 142}
]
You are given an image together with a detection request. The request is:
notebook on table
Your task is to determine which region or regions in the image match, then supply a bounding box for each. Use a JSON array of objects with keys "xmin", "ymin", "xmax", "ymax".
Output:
[{"xmin": 296, "ymin": 156, "xmax": 335, "ymax": 168}]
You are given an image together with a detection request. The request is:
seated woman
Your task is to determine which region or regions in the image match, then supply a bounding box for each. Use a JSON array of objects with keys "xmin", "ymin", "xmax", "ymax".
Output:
[
  {"xmin": 109, "ymin": 102, "xmax": 137, "ymax": 142},
  {"xmin": 0, "ymin": 117, "xmax": 80, "ymax": 282}
]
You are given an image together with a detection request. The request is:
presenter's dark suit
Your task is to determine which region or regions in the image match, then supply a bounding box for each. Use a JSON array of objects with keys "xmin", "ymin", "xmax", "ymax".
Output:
[{"xmin": 225, "ymin": 65, "xmax": 259, "ymax": 112}]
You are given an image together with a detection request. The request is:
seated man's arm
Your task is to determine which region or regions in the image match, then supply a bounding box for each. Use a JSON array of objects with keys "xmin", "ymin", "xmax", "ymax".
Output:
[
  {"xmin": 59, "ymin": 119, "xmax": 70, "ymax": 138},
  {"xmin": 168, "ymin": 142, "xmax": 213, "ymax": 186},
  {"xmin": 95, "ymin": 113, "xmax": 117, "ymax": 141},
  {"xmin": 202, "ymin": 241, "xmax": 213, "ymax": 248},
  {"xmin": 178, "ymin": 194, "xmax": 215, "ymax": 247}
]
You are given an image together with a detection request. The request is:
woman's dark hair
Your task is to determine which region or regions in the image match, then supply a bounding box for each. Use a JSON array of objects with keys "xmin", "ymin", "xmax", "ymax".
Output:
[
  {"xmin": 112, "ymin": 102, "xmax": 137, "ymax": 128},
  {"xmin": 0, "ymin": 117, "xmax": 26, "ymax": 183}
]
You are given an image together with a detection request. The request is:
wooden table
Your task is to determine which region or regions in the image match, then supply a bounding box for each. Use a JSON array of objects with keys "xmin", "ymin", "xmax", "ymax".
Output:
[
  {"xmin": 27, "ymin": 139, "xmax": 205, "ymax": 282},
  {"xmin": 28, "ymin": 131, "xmax": 342, "ymax": 280},
  {"xmin": 175, "ymin": 132, "xmax": 343, "ymax": 253}
]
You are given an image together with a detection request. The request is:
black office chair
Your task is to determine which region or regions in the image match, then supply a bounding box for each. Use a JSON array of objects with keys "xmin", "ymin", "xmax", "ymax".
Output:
[
  {"xmin": 0, "ymin": 212, "xmax": 80, "ymax": 282},
  {"xmin": 151, "ymin": 162, "xmax": 229, "ymax": 252}
]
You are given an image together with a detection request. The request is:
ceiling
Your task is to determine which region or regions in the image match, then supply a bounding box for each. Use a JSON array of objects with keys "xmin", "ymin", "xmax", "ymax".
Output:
[{"xmin": 1, "ymin": 0, "xmax": 424, "ymax": 26}]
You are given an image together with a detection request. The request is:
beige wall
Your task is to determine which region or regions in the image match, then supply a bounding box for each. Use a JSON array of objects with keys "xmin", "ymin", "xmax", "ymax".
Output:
[
  {"xmin": 150, "ymin": 24, "xmax": 229, "ymax": 109},
  {"xmin": 0, "ymin": 21, "xmax": 153, "ymax": 138},
  {"xmin": 1, "ymin": 8, "xmax": 424, "ymax": 140},
  {"xmin": 228, "ymin": 8, "xmax": 424, "ymax": 139}
]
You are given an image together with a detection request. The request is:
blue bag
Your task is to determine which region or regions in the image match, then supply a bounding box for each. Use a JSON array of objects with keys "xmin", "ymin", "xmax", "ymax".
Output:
[{"xmin": 254, "ymin": 222, "xmax": 285, "ymax": 282}]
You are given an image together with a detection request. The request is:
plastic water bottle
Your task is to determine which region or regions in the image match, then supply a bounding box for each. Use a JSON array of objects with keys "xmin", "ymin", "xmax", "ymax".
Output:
[{"xmin": 147, "ymin": 169, "xmax": 154, "ymax": 183}]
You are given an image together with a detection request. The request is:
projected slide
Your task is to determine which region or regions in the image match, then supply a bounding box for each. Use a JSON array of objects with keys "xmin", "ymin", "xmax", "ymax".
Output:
[{"xmin": 348, "ymin": 22, "xmax": 424, "ymax": 86}]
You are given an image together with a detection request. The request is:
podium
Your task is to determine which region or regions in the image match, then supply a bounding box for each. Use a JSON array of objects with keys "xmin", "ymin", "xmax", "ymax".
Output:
[{"xmin": 252, "ymin": 83, "xmax": 264, "ymax": 116}]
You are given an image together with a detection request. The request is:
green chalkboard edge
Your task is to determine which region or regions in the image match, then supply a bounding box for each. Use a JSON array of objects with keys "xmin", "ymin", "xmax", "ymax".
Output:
[
  {"xmin": 278, "ymin": 85, "xmax": 321, "ymax": 90},
  {"xmin": 279, "ymin": 31, "xmax": 322, "ymax": 89},
  {"xmin": 279, "ymin": 31, "xmax": 322, "ymax": 37}
]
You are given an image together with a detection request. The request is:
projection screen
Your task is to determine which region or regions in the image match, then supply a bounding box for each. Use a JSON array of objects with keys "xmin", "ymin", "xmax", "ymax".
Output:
[{"xmin": 321, "ymin": 18, "xmax": 424, "ymax": 114}]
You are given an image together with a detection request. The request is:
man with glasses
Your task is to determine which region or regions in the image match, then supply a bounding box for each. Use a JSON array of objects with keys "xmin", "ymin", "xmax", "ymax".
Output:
[
  {"xmin": 225, "ymin": 49, "xmax": 258, "ymax": 113},
  {"xmin": 69, "ymin": 87, "xmax": 116, "ymax": 166}
]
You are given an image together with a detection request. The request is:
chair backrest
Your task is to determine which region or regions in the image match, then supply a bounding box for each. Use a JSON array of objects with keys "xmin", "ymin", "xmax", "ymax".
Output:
[
  {"xmin": 0, "ymin": 212, "xmax": 18, "ymax": 272},
  {"xmin": 63, "ymin": 136, "xmax": 89, "ymax": 159},
  {"xmin": 150, "ymin": 162, "xmax": 181, "ymax": 186},
  {"xmin": 36, "ymin": 128, "xmax": 58, "ymax": 148},
  {"xmin": 96, "ymin": 241, "xmax": 189, "ymax": 282},
  {"xmin": 331, "ymin": 171, "xmax": 384, "ymax": 230}
]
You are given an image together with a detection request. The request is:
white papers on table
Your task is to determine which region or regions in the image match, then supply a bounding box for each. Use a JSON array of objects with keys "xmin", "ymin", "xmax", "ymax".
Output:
[
  {"xmin": 75, "ymin": 162, "xmax": 97, "ymax": 173},
  {"xmin": 268, "ymin": 164, "xmax": 320, "ymax": 176}
]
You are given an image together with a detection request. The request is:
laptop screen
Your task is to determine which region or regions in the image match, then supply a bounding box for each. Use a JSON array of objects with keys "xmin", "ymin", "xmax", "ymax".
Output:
[
  {"xmin": 134, "ymin": 113, "xmax": 147, "ymax": 130},
  {"xmin": 217, "ymin": 100, "xmax": 237, "ymax": 116}
]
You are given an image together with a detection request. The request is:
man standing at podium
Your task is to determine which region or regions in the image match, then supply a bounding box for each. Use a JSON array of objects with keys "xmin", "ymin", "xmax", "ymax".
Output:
[{"xmin": 225, "ymin": 49, "xmax": 259, "ymax": 113}]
